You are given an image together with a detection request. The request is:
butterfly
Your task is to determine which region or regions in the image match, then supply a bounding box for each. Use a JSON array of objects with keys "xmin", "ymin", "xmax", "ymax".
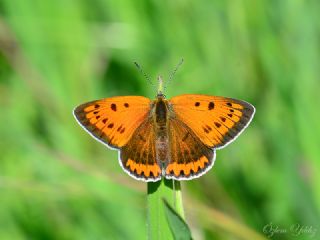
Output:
[{"xmin": 73, "ymin": 79, "xmax": 255, "ymax": 182}]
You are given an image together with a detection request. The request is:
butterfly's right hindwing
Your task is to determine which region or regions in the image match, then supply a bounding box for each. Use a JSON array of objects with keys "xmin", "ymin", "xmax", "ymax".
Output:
[{"xmin": 165, "ymin": 118, "xmax": 215, "ymax": 180}]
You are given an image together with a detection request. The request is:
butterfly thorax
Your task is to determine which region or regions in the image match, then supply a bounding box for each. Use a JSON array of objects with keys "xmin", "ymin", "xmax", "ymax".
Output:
[
  {"xmin": 155, "ymin": 96, "xmax": 167, "ymax": 127},
  {"xmin": 153, "ymin": 95, "xmax": 170, "ymax": 172}
]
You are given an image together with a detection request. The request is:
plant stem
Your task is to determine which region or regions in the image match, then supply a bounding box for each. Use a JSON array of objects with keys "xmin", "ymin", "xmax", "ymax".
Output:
[{"xmin": 147, "ymin": 179, "xmax": 184, "ymax": 239}]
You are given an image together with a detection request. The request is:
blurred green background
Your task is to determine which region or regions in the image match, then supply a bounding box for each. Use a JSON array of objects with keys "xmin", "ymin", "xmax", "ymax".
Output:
[{"xmin": 0, "ymin": 0, "xmax": 319, "ymax": 239}]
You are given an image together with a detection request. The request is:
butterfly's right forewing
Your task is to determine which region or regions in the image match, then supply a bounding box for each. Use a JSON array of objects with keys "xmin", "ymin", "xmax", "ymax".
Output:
[{"xmin": 169, "ymin": 94, "xmax": 255, "ymax": 149}]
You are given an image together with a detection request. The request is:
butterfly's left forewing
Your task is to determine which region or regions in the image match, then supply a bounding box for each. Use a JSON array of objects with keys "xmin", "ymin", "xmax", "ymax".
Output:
[{"xmin": 73, "ymin": 96, "xmax": 151, "ymax": 149}]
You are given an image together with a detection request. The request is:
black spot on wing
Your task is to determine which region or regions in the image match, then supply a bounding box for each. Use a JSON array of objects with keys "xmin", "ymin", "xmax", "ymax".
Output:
[
  {"xmin": 208, "ymin": 101, "xmax": 215, "ymax": 110},
  {"xmin": 102, "ymin": 118, "xmax": 108, "ymax": 124},
  {"xmin": 203, "ymin": 125, "xmax": 212, "ymax": 133},
  {"xmin": 111, "ymin": 103, "xmax": 117, "ymax": 111}
]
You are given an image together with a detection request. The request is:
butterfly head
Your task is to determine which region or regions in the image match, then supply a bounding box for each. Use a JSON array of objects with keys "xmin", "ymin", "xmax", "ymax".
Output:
[{"xmin": 157, "ymin": 76, "xmax": 166, "ymax": 99}]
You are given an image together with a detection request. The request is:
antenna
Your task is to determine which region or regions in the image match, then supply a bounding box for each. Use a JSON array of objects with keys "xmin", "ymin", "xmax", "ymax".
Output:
[
  {"xmin": 134, "ymin": 62, "xmax": 155, "ymax": 86},
  {"xmin": 164, "ymin": 58, "xmax": 184, "ymax": 90}
]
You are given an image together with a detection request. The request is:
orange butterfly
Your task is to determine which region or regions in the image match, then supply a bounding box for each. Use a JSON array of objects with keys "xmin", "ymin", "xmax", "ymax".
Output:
[{"xmin": 73, "ymin": 78, "xmax": 255, "ymax": 182}]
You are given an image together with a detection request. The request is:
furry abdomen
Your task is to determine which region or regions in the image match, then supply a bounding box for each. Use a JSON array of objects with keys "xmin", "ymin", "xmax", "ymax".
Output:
[{"xmin": 154, "ymin": 98, "xmax": 169, "ymax": 169}]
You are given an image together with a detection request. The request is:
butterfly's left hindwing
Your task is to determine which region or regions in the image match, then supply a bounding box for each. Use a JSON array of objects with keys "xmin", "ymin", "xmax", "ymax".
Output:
[
  {"xmin": 120, "ymin": 118, "xmax": 161, "ymax": 182},
  {"xmin": 169, "ymin": 94, "xmax": 255, "ymax": 149},
  {"xmin": 73, "ymin": 96, "xmax": 151, "ymax": 149}
]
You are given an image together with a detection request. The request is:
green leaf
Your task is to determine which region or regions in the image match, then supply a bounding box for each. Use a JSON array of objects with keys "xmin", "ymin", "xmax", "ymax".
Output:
[
  {"xmin": 163, "ymin": 198, "xmax": 192, "ymax": 240},
  {"xmin": 147, "ymin": 179, "xmax": 185, "ymax": 240}
]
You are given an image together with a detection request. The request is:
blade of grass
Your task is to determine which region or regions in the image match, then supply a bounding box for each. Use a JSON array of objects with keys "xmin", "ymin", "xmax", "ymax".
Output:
[
  {"xmin": 147, "ymin": 179, "xmax": 185, "ymax": 240},
  {"xmin": 163, "ymin": 199, "xmax": 192, "ymax": 240}
]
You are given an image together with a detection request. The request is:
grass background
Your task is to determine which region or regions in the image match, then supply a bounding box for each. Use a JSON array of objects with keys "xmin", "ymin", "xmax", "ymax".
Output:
[{"xmin": 0, "ymin": 0, "xmax": 319, "ymax": 239}]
